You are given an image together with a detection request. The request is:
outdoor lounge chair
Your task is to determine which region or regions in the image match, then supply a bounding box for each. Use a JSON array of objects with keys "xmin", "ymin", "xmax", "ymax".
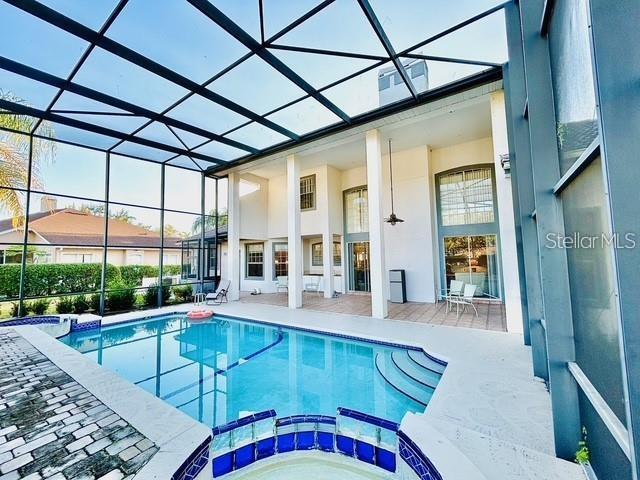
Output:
[
  {"xmin": 304, "ymin": 276, "xmax": 322, "ymax": 296},
  {"xmin": 276, "ymin": 276, "xmax": 288, "ymax": 293},
  {"xmin": 206, "ymin": 280, "xmax": 231, "ymax": 305},
  {"xmin": 446, "ymin": 280, "xmax": 465, "ymax": 311},
  {"xmin": 448, "ymin": 284, "xmax": 478, "ymax": 318}
]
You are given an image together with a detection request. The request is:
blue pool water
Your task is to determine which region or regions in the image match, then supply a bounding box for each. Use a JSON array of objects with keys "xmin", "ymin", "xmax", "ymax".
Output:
[{"xmin": 61, "ymin": 314, "xmax": 442, "ymax": 428}]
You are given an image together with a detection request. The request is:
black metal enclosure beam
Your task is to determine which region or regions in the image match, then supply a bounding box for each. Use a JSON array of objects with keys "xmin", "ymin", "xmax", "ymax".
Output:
[
  {"xmin": 0, "ymin": 56, "xmax": 258, "ymax": 154},
  {"xmin": 264, "ymin": 0, "xmax": 337, "ymax": 44},
  {"xmin": 356, "ymin": 0, "xmax": 418, "ymax": 99},
  {"xmin": 267, "ymin": 44, "xmax": 387, "ymax": 62},
  {"xmin": 205, "ymin": 67, "xmax": 502, "ymax": 174},
  {"xmin": 0, "ymin": 99, "xmax": 221, "ymax": 164},
  {"xmin": 403, "ymin": 52, "xmax": 502, "ymax": 68},
  {"xmin": 398, "ymin": 1, "xmax": 511, "ymax": 56},
  {"xmin": 5, "ymin": 0, "xmax": 300, "ymax": 141},
  {"xmin": 186, "ymin": 0, "xmax": 351, "ymax": 123},
  {"xmin": 31, "ymin": 0, "xmax": 129, "ymax": 134}
]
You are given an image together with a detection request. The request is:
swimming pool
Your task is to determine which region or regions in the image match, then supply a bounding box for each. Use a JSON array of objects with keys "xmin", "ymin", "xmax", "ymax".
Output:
[{"xmin": 60, "ymin": 313, "xmax": 444, "ymax": 428}]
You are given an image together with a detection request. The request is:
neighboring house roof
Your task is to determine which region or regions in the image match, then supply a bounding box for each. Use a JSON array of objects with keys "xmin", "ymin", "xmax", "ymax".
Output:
[{"xmin": 0, "ymin": 209, "xmax": 182, "ymax": 248}]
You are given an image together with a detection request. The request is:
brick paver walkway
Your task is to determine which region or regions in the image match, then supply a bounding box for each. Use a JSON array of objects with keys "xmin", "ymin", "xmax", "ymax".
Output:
[{"xmin": 0, "ymin": 330, "xmax": 158, "ymax": 479}]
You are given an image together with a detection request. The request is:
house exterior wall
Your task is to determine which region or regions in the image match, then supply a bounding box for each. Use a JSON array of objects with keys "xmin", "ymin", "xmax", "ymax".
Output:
[{"xmin": 224, "ymin": 90, "xmax": 522, "ymax": 329}]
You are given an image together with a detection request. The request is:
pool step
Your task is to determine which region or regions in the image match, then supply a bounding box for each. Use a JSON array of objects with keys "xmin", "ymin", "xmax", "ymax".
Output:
[
  {"xmin": 390, "ymin": 351, "xmax": 442, "ymax": 389},
  {"xmin": 407, "ymin": 350, "xmax": 446, "ymax": 375},
  {"xmin": 375, "ymin": 352, "xmax": 434, "ymax": 407}
]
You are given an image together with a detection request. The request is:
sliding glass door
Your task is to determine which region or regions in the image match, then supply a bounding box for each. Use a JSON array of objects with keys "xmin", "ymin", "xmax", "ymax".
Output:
[{"xmin": 444, "ymin": 235, "xmax": 499, "ymax": 297}]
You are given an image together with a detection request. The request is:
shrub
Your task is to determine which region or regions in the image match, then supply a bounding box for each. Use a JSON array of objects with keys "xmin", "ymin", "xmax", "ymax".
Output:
[
  {"xmin": 73, "ymin": 295, "xmax": 90, "ymax": 314},
  {"xmin": 26, "ymin": 298, "xmax": 50, "ymax": 315},
  {"xmin": 106, "ymin": 281, "xmax": 136, "ymax": 312},
  {"xmin": 120, "ymin": 265, "xmax": 181, "ymax": 287},
  {"xmin": 173, "ymin": 285, "xmax": 193, "ymax": 303},
  {"xmin": 144, "ymin": 282, "xmax": 171, "ymax": 307},
  {"xmin": 10, "ymin": 302, "xmax": 21, "ymax": 318},
  {"xmin": 0, "ymin": 263, "xmax": 120, "ymax": 298},
  {"xmin": 89, "ymin": 293, "xmax": 101, "ymax": 312},
  {"xmin": 56, "ymin": 296, "xmax": 74, "ymax": 314}
]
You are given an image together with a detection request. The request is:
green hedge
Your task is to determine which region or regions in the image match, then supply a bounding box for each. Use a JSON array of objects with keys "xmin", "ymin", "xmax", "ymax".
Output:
[
  {"xmin": 0, "ymin": 263, "xmax": 182, "ymax": 299},
  {"xmin": 119, "ymin": 265, "xmax": 181, "ymax": 287}
]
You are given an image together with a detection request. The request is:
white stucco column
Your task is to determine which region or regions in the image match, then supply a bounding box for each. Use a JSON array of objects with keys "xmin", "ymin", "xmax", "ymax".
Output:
[
  {"xmin": 287, "ymin": 154, "xmax": 303, "ymax": 308},
  {"xmin": 365, "ymin": 129, "xmax": 388, "ymax": 318},
  {"xmin": 226, "ymin": 171, "xmax": 240, "ymax": 301},
  {"xmin": 490, "ymin": 91, "xmax": 523, "ymax": 333},
  {"xmin": 322, "ymin": 167, "xmax": 334, "ymax": 298}
]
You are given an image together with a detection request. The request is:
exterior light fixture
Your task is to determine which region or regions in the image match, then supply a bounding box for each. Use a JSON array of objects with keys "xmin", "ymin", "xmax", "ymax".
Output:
[{"xmin": 384, "ymin": 139, "xmax": 404, "ymax": 225}]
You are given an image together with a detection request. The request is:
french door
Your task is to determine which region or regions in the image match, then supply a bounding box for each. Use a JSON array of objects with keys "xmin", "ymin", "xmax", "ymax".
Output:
[{"xmin": 348, "ymin": 242, "xmax": 370, "ymax": 292}]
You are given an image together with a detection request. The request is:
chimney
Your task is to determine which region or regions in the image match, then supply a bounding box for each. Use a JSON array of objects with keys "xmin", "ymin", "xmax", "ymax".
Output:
[{"xmin": 40, "ymin": 196, "xmax": 57, "ymax": 212}]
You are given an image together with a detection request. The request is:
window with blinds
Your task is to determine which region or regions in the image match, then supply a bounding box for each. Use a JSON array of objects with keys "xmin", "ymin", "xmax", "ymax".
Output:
[
  {"xmin": 273, "ymin": 243, "xmax": 288, "ymax": 279},
  {"xmin": 300, "ymin": 175, "xmax": 316, "ymax": 210},
  {"xmin": 312, "ymin": 243, "xmax": 323, "ymax": 266},
  {"xmin": 438, "ymin": 168, "xmax": 495, "ymax": 226},
  {"xmin": 245, "ymin": 243, "xmax": 264, "ymax": 279}
]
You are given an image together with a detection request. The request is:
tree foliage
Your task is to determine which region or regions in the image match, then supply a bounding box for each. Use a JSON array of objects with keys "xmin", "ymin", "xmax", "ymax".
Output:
[{"xmin": 0, "ymin": 91, "xmax": 55, "ymax": 227}]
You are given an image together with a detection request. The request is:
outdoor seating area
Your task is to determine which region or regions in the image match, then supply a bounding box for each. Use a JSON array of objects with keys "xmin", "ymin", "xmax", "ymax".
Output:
[{"xmin": 239, "ymin": 292, "xmax": 506, "ymax": 331}]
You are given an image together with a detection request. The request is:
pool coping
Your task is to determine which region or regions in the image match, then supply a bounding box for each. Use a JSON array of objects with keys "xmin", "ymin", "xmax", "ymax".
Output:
[
  {"xmin": 12, "ymin": 325, "xmax": 212, "ymax": 480},
  {"xmin": 24, "ymin": 302, "xmax": 585, "ymax": 480}
]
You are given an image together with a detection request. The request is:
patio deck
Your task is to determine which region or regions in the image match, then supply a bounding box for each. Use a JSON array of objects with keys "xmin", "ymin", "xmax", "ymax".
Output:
[{"xmin": 239, "ymin": 292, "xmax": 507, "ymax": 332}]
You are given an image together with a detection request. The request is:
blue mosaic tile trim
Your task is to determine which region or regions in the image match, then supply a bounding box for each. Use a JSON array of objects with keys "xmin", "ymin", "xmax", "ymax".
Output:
[
  {"xmin": 172, "ymin": 435, "xmax": 212, "ymax": 480},
  {"xmin": 398, "ymin": 430, "xmax": 443, "ymax": 480},
  {"xmin": 70, "ymin": 317, "xmax": 102, "ymax": 332},
  {"xmin": 276, "ymin": 414, "xmax": 336, "ymax": 427},
  {"xmin": 212, "ymin": 409, "xmax": 276, "ymax": 436},
  {"xmin": 0, "ymin": 315, "xmax": 60, "ymax": 327},
  {"xmin": 337, "ymin": 407, "xmax": 400, "ymax": 432},
  {"xmin": 211, "ymin": 408, "xmax": 411, "ymax": 478},
  {"xmin": 217, "ymin": 312, "xmax": 427, "ymax": 352},
  {"xmin": 420, "ymin": 349, "xmax": 448, "ymax": 367}
]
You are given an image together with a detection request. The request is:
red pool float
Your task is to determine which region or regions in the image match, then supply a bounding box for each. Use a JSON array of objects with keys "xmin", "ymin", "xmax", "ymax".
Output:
[{"xmin": 187, "ymin": 310, "xmax": 214, "ymax": 321}]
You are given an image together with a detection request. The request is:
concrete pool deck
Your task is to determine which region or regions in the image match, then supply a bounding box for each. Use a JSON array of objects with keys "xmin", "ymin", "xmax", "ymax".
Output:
[{"xmin": 105, "ymin": 301, "xmax": 583, "ymax": 480}]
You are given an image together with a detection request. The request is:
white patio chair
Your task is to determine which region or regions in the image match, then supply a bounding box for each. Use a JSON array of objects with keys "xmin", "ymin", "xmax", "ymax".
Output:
[
  {"xmin": 205, "ymin": 280, "xmax": 231, "ymax": 305},
  {"xmin": 275, "ymin": 276, "xmax": 288, "ymax": 293},
  {"xmin": 304, "ymin": 276, "xmax": 322, "ymax": 296},
  {"xmin": 449, "ymin": 284, "xmax": 478, "ymax": 318},
  {"xmin": 446, "ymin": 280, "xmax": 465, "ymax": 312}
]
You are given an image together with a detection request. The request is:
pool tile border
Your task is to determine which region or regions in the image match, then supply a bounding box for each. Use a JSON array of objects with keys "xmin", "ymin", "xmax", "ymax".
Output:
[
  {"xmin": 67, "ymin": 309, "xmax": 448, "ymax": 368},
  {"xmin": 398, "ymin": 430, "xmax": 444, "ymax": 480}
]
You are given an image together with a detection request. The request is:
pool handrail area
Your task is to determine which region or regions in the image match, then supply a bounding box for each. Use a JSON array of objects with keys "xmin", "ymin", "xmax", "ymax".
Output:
[{"xmin": 210, "ymin": 407, "xmax": 443, "ymax": 480}]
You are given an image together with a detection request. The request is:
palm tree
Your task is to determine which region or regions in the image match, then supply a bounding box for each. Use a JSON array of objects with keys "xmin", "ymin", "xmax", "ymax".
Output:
[
  {"xmin": 191, "ymin": 208, "xmax": 228, "ymax": 235},
  {"xmin": 0, "ymin": 91, "xmax": 55, "ymax": 227}
]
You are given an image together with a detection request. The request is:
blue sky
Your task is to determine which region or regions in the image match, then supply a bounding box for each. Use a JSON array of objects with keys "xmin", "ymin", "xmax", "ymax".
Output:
[{"xmin": 1, "ymin": 0, "xmax": 507, "ymax": 232}]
